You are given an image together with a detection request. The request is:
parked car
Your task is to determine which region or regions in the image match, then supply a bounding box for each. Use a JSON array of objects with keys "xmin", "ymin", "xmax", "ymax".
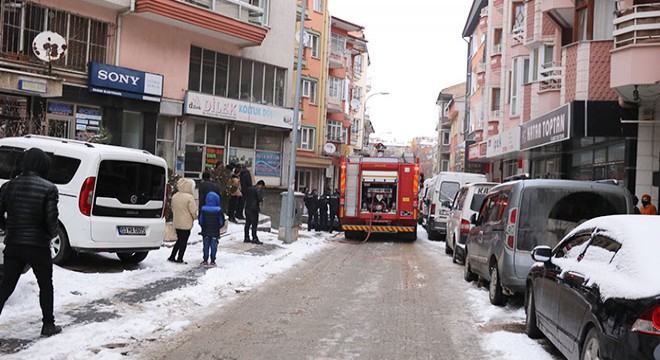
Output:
[
  {"xmin": 463, "ymin": 179, "xmax": 634, "ymax": 306},
  {"xmin": 0, "ymin": 135, "xmax": 168, "ymax": 265},
  {"xmin": 418, "ymin": 178, "xmax": 433, "ymax": 225},
  {"xmin": 445, "ymin": 182, "xmax": 497, "ymax": 262},
  {"xmin": 525, "ymin": 215, "xmax": 660, "ymax": 360},
  {"xmin": 423, "ymin": 172, "xmax": 487, "ymax": 240}
]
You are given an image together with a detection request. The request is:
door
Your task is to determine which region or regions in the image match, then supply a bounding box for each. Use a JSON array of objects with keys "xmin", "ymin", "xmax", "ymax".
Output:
[{"xmin": 47, "ymin": 118, "xmax": 72, "ymax": 139}]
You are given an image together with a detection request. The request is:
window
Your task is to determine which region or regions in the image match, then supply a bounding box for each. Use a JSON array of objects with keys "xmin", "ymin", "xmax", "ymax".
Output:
[
  {"xmin": 491, "ymin": 88, "xmax": 501, "ymax": 111},
  {"xmin": 352, "ymin": 87, "xmax": 361, "ymax": 102},
  {"xmin": 493, "ymin": 28, "xmax": 503, "ymax": 53},
  {"xmin": 306, "ymin": 31, "xmax": 320, "ymax": 58},
  {"xmin": 441, "ymin": 160, "xmax": 449, "ymax": 172},
  {"xmin": 313, "ymin": 0, "xmax": 323, "ymax": 12},
  {"xmin": 327, "ymin": 121, "xmax": 342, "ymax": 142},
  {"xmin": 442, "ymin": 132, "xmax": 450, "ymax": 146},
  {"xmin": 328, "ymin": 76, "xmax": 343, "ymax": 98},
  {"xmin": 302, "ymin": 78, "xmax": 318, "ymax": 105},
  {"xmin": 188, "ymin": 46, "xmax": 286, "ymax": 106},
  {"xmin": 574, "ymin": 0, "xmax": 593, "ymax": 41},
  {"xmin": 510, "ymin": 57, "xmax": 527, "ymax": 116},
  {"xmin": 354, "ymin": 55, "xmax": 363, "ymax": 75},
  {"xmin": 299, "ymin": 127, "xmax": 315, "ymax": 150},
  {"xmin": 256, "ymin": 129, "xmax": 282, "ymax": 152},
  {"xmin": 512, "ymin": 1, "xmax": 525, "ymax": 31},
  {"xmin": 330, "ymin": 33, "xmax": 346, "ymax": 56},
  {"xmin": 1, "ymin": 2, "xmax": 109, "ymax": 71}
]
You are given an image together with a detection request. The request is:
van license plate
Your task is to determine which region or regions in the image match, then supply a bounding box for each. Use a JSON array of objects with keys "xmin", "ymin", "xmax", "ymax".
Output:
[{"xmin": 118, "ymin": 226, "xmax": 146, "ymax": 236}]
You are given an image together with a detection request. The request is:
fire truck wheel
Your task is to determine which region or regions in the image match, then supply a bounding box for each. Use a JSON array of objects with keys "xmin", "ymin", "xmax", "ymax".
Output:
[
  {"xmin": 427, "ymin": 230, "xmax": 441, "ymax": 241},
  {"xmin": 401, "ymin": 228, "xmax": 417, "ymax": 242},
  {"xmin": 344, "ymin": 231, "xmax": 358, "ymax": 240}
]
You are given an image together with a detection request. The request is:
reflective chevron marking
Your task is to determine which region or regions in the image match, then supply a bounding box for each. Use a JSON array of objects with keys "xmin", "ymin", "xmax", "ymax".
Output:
[{"xmin": 341, "ymin": 225, "xmax": 416, "ymax": 232}]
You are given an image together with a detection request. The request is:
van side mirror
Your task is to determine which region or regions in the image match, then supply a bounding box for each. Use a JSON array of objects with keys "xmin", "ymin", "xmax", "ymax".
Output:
[
  {"xmin": 424, "ymin": 199, "xmax": 430, "ymax": 206},
  {"xmin": 531, "ymin": 246, "xmax": 552, "ymax": 262},
  {"xmin": 470, "ymin": 213, "xmax": 479, "ymax": 225},
  {"xmin": 442, "ymin": 200, "xmax": 452, "ymax": 208}
]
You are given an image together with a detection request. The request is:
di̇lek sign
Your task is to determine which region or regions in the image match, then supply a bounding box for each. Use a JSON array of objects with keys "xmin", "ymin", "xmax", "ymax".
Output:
[
  {"xmin": 520, "ymin": 103, "xmax": 571, "ymax": 151},
  {"xmin": 88, "ymin": 62, "xmax": 163, "ymax": 102}
]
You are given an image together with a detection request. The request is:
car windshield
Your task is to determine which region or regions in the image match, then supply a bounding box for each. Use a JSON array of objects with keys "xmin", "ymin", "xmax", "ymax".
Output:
[{"xmin": 517, "ymin": 189, "xmax": 627, "ymax": 251}]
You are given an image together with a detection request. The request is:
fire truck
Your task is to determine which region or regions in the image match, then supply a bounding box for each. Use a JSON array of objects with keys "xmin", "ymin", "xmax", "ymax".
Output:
[{"xmin": 339, "ymin": 154, "xmax": 420, "ymax": 241}]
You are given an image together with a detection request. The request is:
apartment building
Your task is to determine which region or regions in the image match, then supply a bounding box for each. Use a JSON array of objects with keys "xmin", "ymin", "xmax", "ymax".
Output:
[
  {"xmin": 461, "ymin": 0, "xmax": 659, "ymax": 199},
  {"xmin": 0, "ymin": 0, "xmax": 296, "ymax": 186},
  {"xmin": 435, "ymin": 82, "xmax": 467, "ymax": 173}
]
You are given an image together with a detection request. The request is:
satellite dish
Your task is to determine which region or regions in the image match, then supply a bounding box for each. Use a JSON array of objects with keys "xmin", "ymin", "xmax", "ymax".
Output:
[
  {"xmin": 32, "ymin": 31, "xmax": 67, "ymax": 62},
  {"xmin": 323, "ymin": 142, "xmax": 337, "ymax": 154},
  {"xmin": 350, "ymin": 99, "xmax": 360, "ymax": 110}
]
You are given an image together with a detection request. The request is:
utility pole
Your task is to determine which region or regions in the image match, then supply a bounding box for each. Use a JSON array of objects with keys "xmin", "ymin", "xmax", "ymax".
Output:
[{"xmin": 284, "ymin": 0, "xmax": 307, "ymax": 244}]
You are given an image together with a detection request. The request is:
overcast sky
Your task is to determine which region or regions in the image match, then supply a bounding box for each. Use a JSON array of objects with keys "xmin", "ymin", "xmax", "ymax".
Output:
[{"xmin": 328, "ymin": 1, "xmax": 473, "ymax": 143}]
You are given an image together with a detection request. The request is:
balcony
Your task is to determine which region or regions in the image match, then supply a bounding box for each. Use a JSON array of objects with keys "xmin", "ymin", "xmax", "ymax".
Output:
[
  {"xmin": 490, "ymin": 110, "xmax": 501, "ymax": 119},
  {"xmin": 539, "ymin": 61, "xmax": 562, "ymax": 91},
  {"xmin": 491, "ymin": 43, "xmax": 502, "ymax": 56},
  {"xmin": 611, "ymin": 3, "xmax": 660, "ymax": 103},
  {"xmin": 477, "ymin": 61, "xmax": 486, "ymax": 73},
  {"xmin": 493, "ymin": 0, "xmax": 503, "ymax": 13},
  {"xmin": 540, "ymin": 0, "xmax": 574, "ymax": 28},
  {"xmin": 135, "ymin": 0, "xmax": 268, "ymax": 47},
  {"xmin": 512, "ymin": 25, "xmax": 525, "ymax": 44},
  {"xmin": 327, "ymin": 94, "xmax": 342, "ymax": 113},
  {"xmin": 480, "ymin": 7, "xmax": 489, "ymax": 18},
  {"xmin": 329, "ymin": 46, "xmax": 346, "ymax": 69}
]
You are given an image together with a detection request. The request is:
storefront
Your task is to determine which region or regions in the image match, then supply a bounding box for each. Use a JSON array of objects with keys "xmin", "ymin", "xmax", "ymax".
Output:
[
  {"xmin": 520, "ymin": 101, "xmax": 637, "ymax": 192},
  {"xmin": 486, "ymin": 127, "xmax": 521, "ymax": 182},
  {"xmin": 182, "ymin": 91, "xmax": 293, "ymax": 186},
  {"xmin": 466, "ymin": 139, "xmax": 489, "ymax": 175}
]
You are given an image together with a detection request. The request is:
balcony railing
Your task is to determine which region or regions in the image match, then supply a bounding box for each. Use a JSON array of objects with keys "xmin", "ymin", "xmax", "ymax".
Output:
[
  {"xmin": 183, "ymin": 0, "xmax": 267, "ymax": 27},
  {"xmin": 491, "ymin": 43, "xmax": 502, "ymax": 55},
  {"xmin": 512, "ymin": 25, "xmax": 525, "ymax": 44},
  {"xmin": 613, "ymin": 3, "xmax": 660, "ymax": 48},
  {"xmin": 539, "ymin": 61, "xmax": 562, "ymax": 90},
  {"xmin": 477, "ymin": 61, "xmax": 486, "ymax": 73},
  {"xmin": 490, "ymin": 110, "xmax": 501, "ymax": 119},
  {"xmin": 480, "ymin": 7, "xmax": 489, "ymax": 18}
]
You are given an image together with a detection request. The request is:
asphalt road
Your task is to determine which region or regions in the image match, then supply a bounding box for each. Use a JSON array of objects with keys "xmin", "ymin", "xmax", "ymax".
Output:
[{"xmin": 136, "ymin": 235, "xmax": 494, "ymax": 360}]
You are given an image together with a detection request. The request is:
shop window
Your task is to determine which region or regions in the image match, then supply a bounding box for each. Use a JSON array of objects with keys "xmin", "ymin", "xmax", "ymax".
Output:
[
  {"xmin": 202, "ymin": 49, "xmax": 215, "ymax": 94},
  {"xmin": 264, "ymin": 66, "xmax": 275, "ymax": 105},
  {"xmin": 215, "ymin": 53, "xmax": 229, "ymax": 97},
  {"xmin": 122, "ymin": 112, "xmax": 144, "ymax": 149},
  {"xmin": 252, "ymin": 62, "xmax": 264, "ymax": 103},
  {"xmin": 186, "ymin": 118, "xmax": 206, "ymax": 144},
  {"xmin": 207, "ymin": 122, "xmax": 226, "ymax": 146},
  {"xmin": 295, "ymin": 170, "xmax": 311, "ymax": 192},
  {"xmin": 608, "ymin": 143, "xmax": 624, "ymax": 162},
  {"xmin": 231, "ymin": 126, "xmax": 256, "ymax": 149},
  {"xmin": 240, "ymin": 59, "xmax": 253, "ymax": 101},
  {"xmin": 257, "ymin": 129, "xmax": 282, "ymax": 152},
  {"xmin": 156, "ymin": 116, "xmax": 175, "ymax": 168},
  {"xmin": 227, "ymin": 56, "xmax": 241, "ymax": 99}
]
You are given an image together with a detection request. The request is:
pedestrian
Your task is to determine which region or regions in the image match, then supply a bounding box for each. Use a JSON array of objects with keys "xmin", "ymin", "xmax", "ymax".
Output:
[
  {"xmin": 243, "ymin": 180, "xmax": 265, "ymax": 244},
  {"xmin": 199, "ymin": 191, "xmax": 225, "ymax": 267},
  {"xmin": 328, "ymin": 188, "xmax": 340, "ymax": 233},
  {"xmin": 198, "ymin": 171, "xmax": 220, "ymax": 217},
  {"xmin": 633, "ymin": 195, "xmax": 641, "ymax": 214},
  {"xmin": 227, "ymin": 167, "xmax": 241, "ymax": 223},
  {"xmin": 318, "ymin": 188, "xmax": 330, "ymax": 231},
  {"xmin": 304, "ymin": 189, "xmax": 319, "ymax": 231},
  {"xmin": 640, "ymin": 194, "xmax": 658, "ymax": 215},
  {"xmin": 0, "ymin": 147, "xmax": 62, "ymax": 336},
  {"xmin": 168, "ymin": 178, "xmax": 197, "ymax": 264},
  {"xmin": 236, "ymin": 164, "xmax": 253, "ymax": 220}
]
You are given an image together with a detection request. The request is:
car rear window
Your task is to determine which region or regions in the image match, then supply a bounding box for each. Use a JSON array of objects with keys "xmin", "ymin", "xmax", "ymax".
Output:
[
  {"xmin": 517, "ymin": 189, "xmax": 628, "ymax": 251},
  {"xmin": 93, "ymin": 160, "xmax": 166, "ymax": 218},
  {"xmin": 470, "ymin": 193, "xmax": 487, "ymax": 212}
]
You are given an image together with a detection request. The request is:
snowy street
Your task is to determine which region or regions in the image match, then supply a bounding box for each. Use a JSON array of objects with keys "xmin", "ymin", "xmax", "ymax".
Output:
[{"xmin": 1, "ymin": 222, "xmax": 563, "ymax": 359}]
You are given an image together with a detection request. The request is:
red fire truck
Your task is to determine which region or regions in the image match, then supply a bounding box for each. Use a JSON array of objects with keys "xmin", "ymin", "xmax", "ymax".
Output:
[{"xmin": 339, "ymin": 154, "xmax": 420, "ymax": 241}]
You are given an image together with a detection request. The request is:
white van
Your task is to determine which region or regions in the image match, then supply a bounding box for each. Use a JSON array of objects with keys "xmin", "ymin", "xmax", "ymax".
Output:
[
  {"xmin": 423, "ymin": 172, "xmax": 488, "ymax": 240},
  {"xmin": 0, "ymin": 135, "xmax": 167, "ymax": 265}
]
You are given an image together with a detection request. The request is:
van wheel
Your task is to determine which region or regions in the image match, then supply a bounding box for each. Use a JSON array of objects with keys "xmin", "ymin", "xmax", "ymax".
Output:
[
  {"xmin": 581, "ymin": 328, "xmax": 600, "ymax": 360},
  {"xmin": 51, "ymin": 226, "xmax": 72, "ymax": 265},
  {"xmin": 489, "ymin": 264, "xmax": 505, "ymax": 306},
  {"xmin": 117, "ymin": 251, "xmax": 149, "ymax": 264},
  {"xmin": 452, "ymin": 241, "xmax": 459, "ymax": 264},
  {"xmin": 464, "ymin": 255, "xmax": 476, "ymax": 282}
]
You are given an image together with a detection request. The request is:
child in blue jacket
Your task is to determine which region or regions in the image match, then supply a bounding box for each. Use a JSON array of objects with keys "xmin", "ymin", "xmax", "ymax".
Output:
[{"xmin": 199, "ymin": 191, "xmax": 225, "ymax": 266}]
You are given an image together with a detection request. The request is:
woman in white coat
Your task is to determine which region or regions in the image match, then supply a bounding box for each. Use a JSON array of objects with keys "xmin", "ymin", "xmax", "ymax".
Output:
[{"xmin": 168, "ymin": 178, "xmax": 197, "ymax": 264}]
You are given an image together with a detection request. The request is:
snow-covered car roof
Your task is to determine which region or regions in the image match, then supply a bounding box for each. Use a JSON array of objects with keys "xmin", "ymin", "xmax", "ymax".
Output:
[{"xmin": 555, "ymin": 215, "xmax": 660, "ymax": 300}]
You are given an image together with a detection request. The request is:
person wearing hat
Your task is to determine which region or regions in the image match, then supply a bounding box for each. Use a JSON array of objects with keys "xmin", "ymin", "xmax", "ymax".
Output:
[{"xmin": 640, "ymin": 194, "xmax": 657, "ymax": 215}]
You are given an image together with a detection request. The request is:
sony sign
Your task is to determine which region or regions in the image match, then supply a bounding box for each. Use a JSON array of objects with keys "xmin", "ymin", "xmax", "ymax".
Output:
[
  {"xmin": 88, "ymin": 62, "xmax": 163, "ymax": 100},
  {"xmin": 97, "ymin": 70, "xmax": 140, "ymax": 86}
]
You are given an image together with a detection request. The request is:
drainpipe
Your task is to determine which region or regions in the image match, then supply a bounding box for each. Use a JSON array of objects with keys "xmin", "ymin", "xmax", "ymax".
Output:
[
  {"xmin": 115, "ymin": 0, "xmax": 136, "ymax": 65},
  {"xmin": 462, "ymin": 36, "xmax": 472, "ymax": 170}
]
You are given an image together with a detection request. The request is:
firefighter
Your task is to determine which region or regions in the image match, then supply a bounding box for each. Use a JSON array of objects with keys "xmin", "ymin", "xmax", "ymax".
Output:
[
  {"xmin": 328, "ymin": 188, "xmax": 340, "ymax": 233},
  {"xmin": 318, "ymin": 188, "xmax": 330, "ymax": 231},
  {"xmin": 304, "ymin": 189, "xmax": 319, "ymax": 231}
]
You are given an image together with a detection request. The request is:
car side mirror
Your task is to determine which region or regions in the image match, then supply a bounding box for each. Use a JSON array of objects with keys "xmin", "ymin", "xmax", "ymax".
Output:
[{"xmin": 531, "ymin": 246, "xmax": 552, "ymax": 262}]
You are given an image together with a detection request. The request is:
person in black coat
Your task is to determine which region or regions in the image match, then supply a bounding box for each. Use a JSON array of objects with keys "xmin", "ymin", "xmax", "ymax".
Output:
[
  {"xmin": 304, "ymin": 189, "xmax": 319, "ymax": 231},
  {"xmin": 236, "ymin": 164, "xmax": 253, "ymax": 220},
  {"xmin": 0, "ymin": 148, "xmax": 62, "ymax": 337},
  {"xmin": 243, "ymin": 180, "xmax": 265, "ymax": 244},
  {"xmin": 318, "ymin": 188, "xmax": 330, "ymax": 231},
  {"xmin": 198, "ymin": 171, "xmax": 220, "ymax": 217},
  {"xmin": 328, "ymin": 188, "xmax": 340, "ymax": 233}
]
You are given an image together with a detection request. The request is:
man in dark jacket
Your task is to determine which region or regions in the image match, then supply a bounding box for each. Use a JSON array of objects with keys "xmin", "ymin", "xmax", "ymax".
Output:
[
  {"xmin": 318, "ymin": 188, "xmax": 330, "ymax": 231},
  {"xmin": 198, "ymin": 171, "xmax": 220, "ymax": 217},
  {"xmin": 0, "ymin": 147, "xmax": 62, "ymax": 337},
  {"xmin": 328, "ymin": 189, "xmax": 340, "ymax": 233},
  {"xmin": 304, "ymin": 189, "xmax": 319, "ymax": 231},
  {"xmin": 236, "ymin": 164, "xmax": 253, "ymax": 220},
  {"xmin": 243, "ymin": 180, "xmax": 264, "ymax": 245}
]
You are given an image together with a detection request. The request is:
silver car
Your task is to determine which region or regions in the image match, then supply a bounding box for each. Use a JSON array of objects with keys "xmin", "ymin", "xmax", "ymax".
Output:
[{"xmin": 463, "ymin": 179, "xmax": 634, "ymax": 306}]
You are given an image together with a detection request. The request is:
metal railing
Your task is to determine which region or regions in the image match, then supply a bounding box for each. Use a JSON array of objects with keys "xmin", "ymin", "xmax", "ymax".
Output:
[
  {"xmin": 539, "ymin": 61, "xmax": 562, "ymax": 90},
  {"xmin": 492, "ymin": 43, "xmax": 502, "ymax": 55},
  {"xmin": 490, "ymin": 110, "xmax": 502, "ymax": 119},
  {"xmin": 512, "ymin": 25, "xmax": 525, "ymax": 44},
  {"xmin": 182, "ymin": 0, "xmax": 267, "ymax": 27},
  {"xmin": 613, "ymin": 3, "xmax": 660, "ymax": 48}
]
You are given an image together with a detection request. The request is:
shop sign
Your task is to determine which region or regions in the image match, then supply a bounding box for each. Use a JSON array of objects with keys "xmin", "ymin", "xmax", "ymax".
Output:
[
  {"xmin": 47, "ymin": 102, "xmax": 73, "ymax": 116},
  {"xmin": 88, "ymin": 62, "xmax": 163, "ymax": 102},
  {"xmin": 205, "ymin": 147, "xmax": 224, "ymax": 170},
  {"xmin": 75, "ymin": 106, "xmax": 102, "ymax": 133},
  {"xmin": 255, "ymin": 150, "xmax": 281, "ymax": 177},
  {"xmin": 184, "ymin": 91, "xmax": 293, "ymax": 130},
  {"xmin": 468, "ymin": 142, "xmax": 483, "ymax": 161},
  {"xmin": 487, "ymin": 126, "xmax": 521, "ymax": 157},
  {"xmin": 521, "ymin": 104, "xmax": 570, "ymax": 151},
  {"xmin": 18, "ymin": 79, "xmax": 47, "ymax": 94}
]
